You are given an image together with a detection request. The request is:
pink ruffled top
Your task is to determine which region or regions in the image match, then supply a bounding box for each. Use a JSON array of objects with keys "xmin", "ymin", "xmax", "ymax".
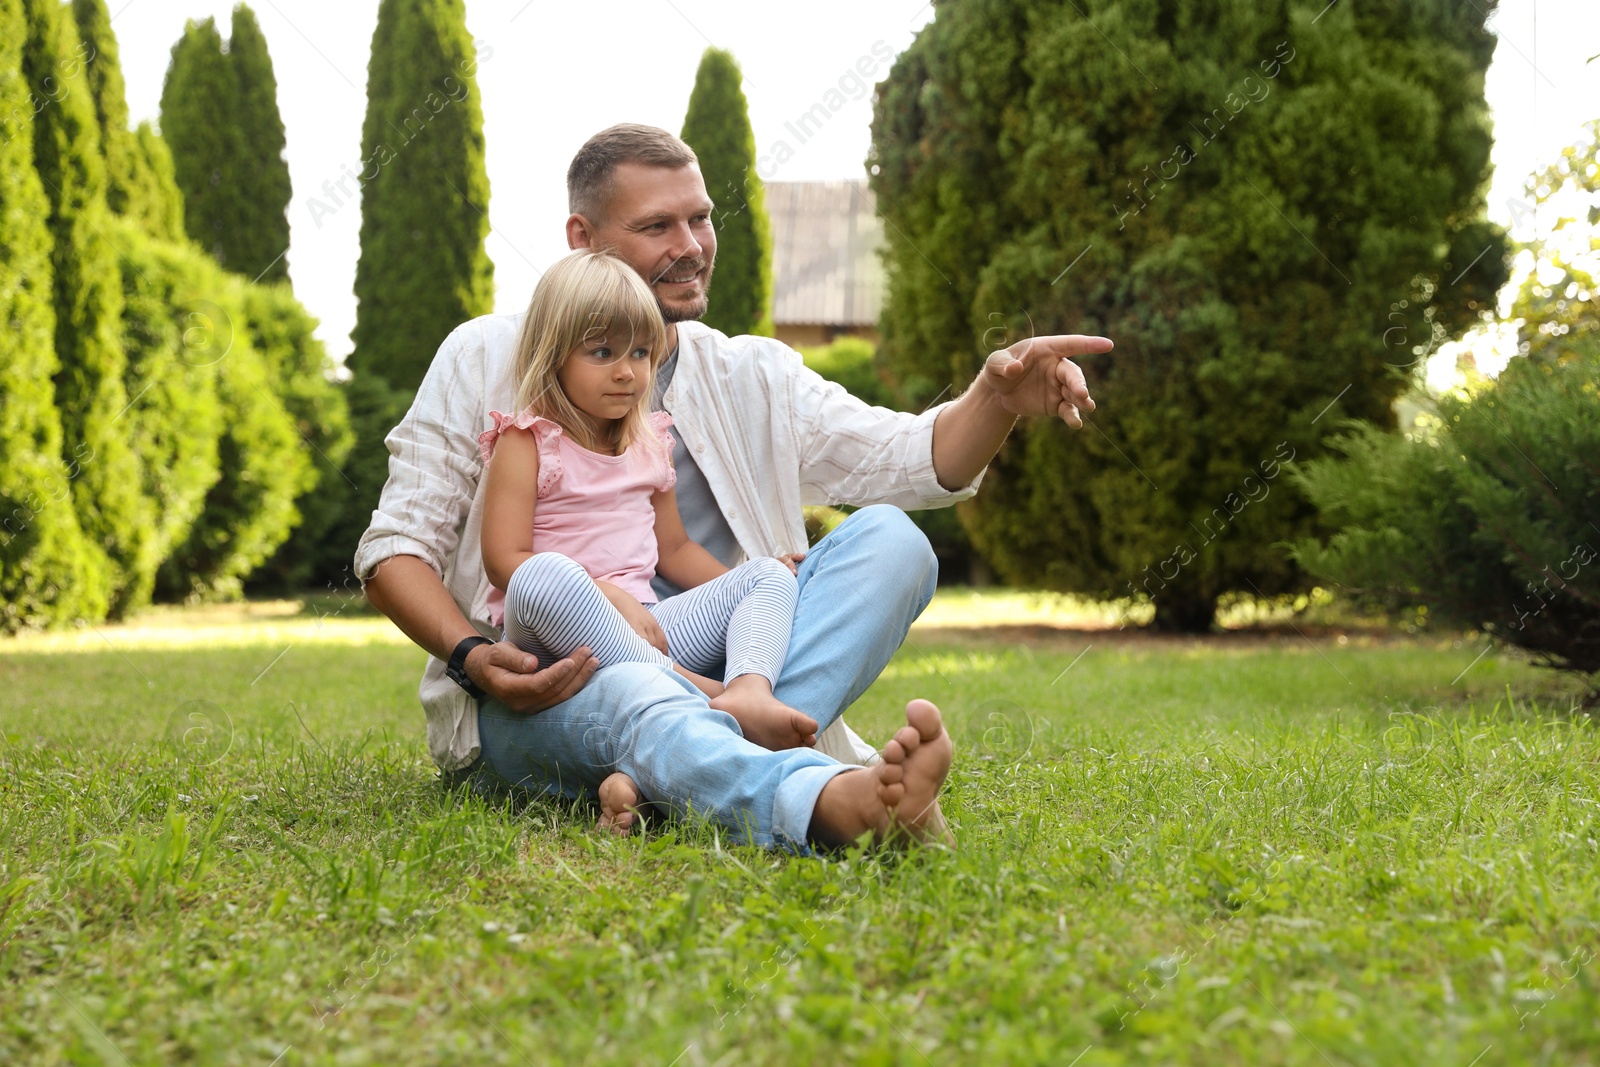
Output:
[{"xmin": 478, "ymin": 410, "xmax": 677, "ymax": 625}]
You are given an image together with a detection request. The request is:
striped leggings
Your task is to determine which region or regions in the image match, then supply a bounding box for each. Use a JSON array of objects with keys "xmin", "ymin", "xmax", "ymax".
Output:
[{"xmin": 501, "ymin": 553, "xmax": 797, "ymax": 684}]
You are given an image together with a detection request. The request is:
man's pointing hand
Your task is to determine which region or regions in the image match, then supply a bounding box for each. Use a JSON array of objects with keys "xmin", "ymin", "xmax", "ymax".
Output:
[{"xmin": 981, "ymin": 334, "xmax": 1113, "ymax": 427}]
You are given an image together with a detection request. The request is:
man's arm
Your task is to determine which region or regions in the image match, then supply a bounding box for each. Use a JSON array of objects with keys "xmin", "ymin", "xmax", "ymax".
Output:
[
  {"xmin": 786, "ymin": 332, "xmax": 1111, "ymax": 509},
  {"xmin": 365, "ymin": 555, "xmax": 597, "ymax": 707},
  {"xmin": 929, "ymin": 335, "xmax": 1112, "ymax": 490}
]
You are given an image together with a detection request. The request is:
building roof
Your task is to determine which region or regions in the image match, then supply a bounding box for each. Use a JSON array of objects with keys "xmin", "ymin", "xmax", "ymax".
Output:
[{"xmin": 766, "ymin": 179, "xmax": 884, "ymax": 328}]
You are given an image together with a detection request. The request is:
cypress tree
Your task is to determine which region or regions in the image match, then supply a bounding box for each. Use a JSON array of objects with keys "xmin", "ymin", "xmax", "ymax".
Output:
[
  {"xmin": 111, "ymin": 216, "xmax": 224, "ymax": 602},
  {"xmin": 284, "ymin": 373, "xmax": 410, "ymax": 588},
  {"xmin": 130, "ymin": 120, "xmax": 185, "ymax": 242},
  {"xmin": 160, "ymin": 17, "xmax": 237, "ymax": 267},
  {"xmin": 327, "ymin": 0, "xmax": 491, "ymax": 589},
  {"xmin": 23, "ymin": 0, "xmax": 152, "ymax": 616},
  {"xmin": 681, "ymin": 47, "xmax": 772, "ymax": 337},
  {"xmin": 153, "ymin": 266, "xmax": 313, "ymax": 601},
  {"xmin": 349, "ymin": 0, "xmax": 493, "ymax": 395},
  {"xmin": 69, "ymin": 0, "xmax": 133, "ymax": 214},
  {"xmin": 225, "ymin": 4, "xmax": 291, "ymax": 282},
  {"xmin": 241, "ymin": 282, "xmax": 355, "ymax": 590},
  {"xmin": 871, "ymin": 0, "xmax": 1508, "ymax": 630},
  {"xmin": 0, "ymin": 0, "xmax": 110, "ymax": 630},
  {"xmin": 71, "ymin": 0, "xmax": 184, "ymax": 241}
]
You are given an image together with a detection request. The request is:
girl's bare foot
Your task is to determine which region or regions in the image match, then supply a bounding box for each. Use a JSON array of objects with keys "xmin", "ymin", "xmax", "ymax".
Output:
[
  {"xmin": 709, "ymin": 675, "xmax": 818, "ymax": 750},
  {"xmin": 808, "ymin": 699, "xmax": 954, "ymax": 848},
  {"xmin": 597, "ymin": 772, "xmax": 642, "ymax": 835}
]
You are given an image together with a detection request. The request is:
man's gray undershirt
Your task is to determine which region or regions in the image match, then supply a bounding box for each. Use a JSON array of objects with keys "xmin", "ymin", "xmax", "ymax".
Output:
[{"xmin": 650, "ymin": 348, "xmax": 742, "ymax": 601}]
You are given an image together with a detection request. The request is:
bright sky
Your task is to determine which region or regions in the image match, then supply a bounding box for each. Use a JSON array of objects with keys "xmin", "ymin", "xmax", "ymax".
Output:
[{"xmin": 110, "ymin": 0, "xmax": 1599, "ymax": 372}]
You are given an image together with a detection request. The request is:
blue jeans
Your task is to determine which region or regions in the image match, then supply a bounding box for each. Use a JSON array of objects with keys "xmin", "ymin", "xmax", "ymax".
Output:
[{"xmin": 469, "ymin": 505, "xmax": 939, "ymax": 848}]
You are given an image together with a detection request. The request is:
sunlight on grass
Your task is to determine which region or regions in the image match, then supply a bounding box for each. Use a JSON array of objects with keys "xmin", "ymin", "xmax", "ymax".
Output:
[
  {"xmin": 0, "ymin": 587, "xmax": 1374, "ymax": 657},
  {"xmin": 3, "ymin": 595, "xmax": 1596, "ymax": 1065},
  {"xmin": 913, "ymin": 588, "xmax": 1139, "ymax": 629},
  {"xmin": 4, "ymin": 588, "xmax": 1152, "ymax": 654},
  {"xmin": 0, "ymin": 598, "xmax": 409, "ymax": 654}
]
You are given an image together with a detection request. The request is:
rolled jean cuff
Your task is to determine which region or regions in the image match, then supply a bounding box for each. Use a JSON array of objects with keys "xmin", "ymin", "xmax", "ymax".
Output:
[{"xmin": 771, "ymin": 760, "xmax": 860, "ymax": 849}]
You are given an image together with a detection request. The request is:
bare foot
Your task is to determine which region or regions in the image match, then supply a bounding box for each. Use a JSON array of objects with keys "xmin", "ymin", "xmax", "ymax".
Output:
[
  {"xmin": 674, "ymin": 664, "xmax": 724, "ymax": 699},
  {"xmin": 710, "ymin": 675, "xmax": 818, "ymax": 750},
  {"xmin": 597, "ymin": 772, "xmax": 642, "ymax": 835},
  {"xmin": 808, "ymin": 699, "xmax": 954, "ymax": 848}
]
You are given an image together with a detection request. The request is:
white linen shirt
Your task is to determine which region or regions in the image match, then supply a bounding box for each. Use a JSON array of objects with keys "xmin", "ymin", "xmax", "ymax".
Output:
[{"xmin": 354, "ymin": 315, "xmax": 984, "ymax": 772}]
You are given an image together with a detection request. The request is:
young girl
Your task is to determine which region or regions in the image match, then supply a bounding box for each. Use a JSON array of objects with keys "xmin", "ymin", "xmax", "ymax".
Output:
[{"xmin": 478, "ymin": 250, "xmax": 818, "ymax": 833}]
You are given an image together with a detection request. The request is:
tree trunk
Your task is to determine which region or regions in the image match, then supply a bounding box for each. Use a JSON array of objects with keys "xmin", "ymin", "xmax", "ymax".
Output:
[{"xmin": 1151, "ymin": 591, "xmax": 1217, "ymax": 633}]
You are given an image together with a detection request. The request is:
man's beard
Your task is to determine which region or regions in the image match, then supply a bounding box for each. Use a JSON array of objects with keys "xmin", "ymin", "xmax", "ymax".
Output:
[{"xmin": 651, "ymin": 256, "xmax": 714, "ymax": 323}]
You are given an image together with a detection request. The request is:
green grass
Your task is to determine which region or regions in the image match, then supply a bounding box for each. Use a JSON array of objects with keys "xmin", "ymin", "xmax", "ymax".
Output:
[{"xmin": 2, "ymin": 595, "xmax": 1597, "ymax": 1065}]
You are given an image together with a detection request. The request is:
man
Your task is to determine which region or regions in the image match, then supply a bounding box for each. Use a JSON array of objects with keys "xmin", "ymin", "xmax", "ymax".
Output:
[{"xmin": 358, "ymin": 124, "xmax": 1110, "ymax": 849}]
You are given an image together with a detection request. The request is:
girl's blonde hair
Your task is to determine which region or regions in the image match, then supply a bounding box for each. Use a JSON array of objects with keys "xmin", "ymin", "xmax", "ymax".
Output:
[{"xmin": 511, "ymin": 249, "xmax": 670, "ymax": 455}]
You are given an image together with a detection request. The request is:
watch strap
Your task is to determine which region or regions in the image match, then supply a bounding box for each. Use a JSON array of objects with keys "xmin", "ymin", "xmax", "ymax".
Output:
[{"xmin": 446, "ymin": 635, "xmax": 494, "ymax": 700}]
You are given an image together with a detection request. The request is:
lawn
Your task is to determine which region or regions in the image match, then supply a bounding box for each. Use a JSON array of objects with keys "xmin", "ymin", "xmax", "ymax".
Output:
[{"xmin": 2, "ymin": 592, "xmax": 1597, "ymax": 1065}]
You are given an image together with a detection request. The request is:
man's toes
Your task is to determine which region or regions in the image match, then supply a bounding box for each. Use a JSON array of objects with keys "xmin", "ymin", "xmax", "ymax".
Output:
[
  {"xmin": 892, "ymin": 724, "xmax": 922, "ymax": 756},
  {"xmin": 878, "ymin": 780, "xmax": 906, "ymax": 807},
  {"xmin": 882, "ymin": 738, "xmax": 908, "ymax": 766},
  {"xmin": 905, "ymin": 699, "xmax": 945, "ymax": 742}
]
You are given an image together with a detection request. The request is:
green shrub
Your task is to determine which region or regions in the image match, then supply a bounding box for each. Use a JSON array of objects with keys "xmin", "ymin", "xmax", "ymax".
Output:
[
  {"xmin": 1294, "ymin": 338, "xmax": 1600, "ymax": 686},
  {"xmin": 799, "ymin": 337, "xmax": 896, "ymax": 409},
  {"xmin": 870, "ymin": 1, "xmax": 1507, "ymax": 629},
  {"xmin": 303, "ymin": 373, "xmax": 413, "ymax": 589},
  {"xmin": 23, "ymin": 0, "xmax": 153, "ymax": 617},
  {"xmin": 127, "ymin": 120, "xmax": 185, "ymax": 243},
  {"xmin": 110, "ymin": 217, "xmax": 225, "ymax": 609},
  {"xmin": 800, "ymin": 336, "xmax": 978, "ymax": 580},
  {"xmin": 244, "ymin": 284, "xmax": 354, "ymax": 591},
  {"xmin": 0, "ymin": 0, "xmax": 111, "ymax": 631},
  {"xmin": 153, "ymin": 267, "xmax": 312, "ymax": 601}
]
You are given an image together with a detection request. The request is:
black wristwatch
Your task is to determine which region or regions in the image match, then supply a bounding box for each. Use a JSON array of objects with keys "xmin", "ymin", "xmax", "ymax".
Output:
[{"xmin": 446, "ymin": 635, "xmax": 494, "ymax": 700}]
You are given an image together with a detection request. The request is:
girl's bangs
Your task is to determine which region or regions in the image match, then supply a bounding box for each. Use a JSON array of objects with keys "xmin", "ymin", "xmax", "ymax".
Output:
[{"xmin": 576, "ymin": 269, "xmax": 667, "ymax": 359}]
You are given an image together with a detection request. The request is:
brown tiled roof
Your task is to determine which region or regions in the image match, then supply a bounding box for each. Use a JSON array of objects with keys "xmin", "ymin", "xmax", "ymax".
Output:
[{"xmin": 766, "ymin": 180, "xmax": 883, "ymax": 328}]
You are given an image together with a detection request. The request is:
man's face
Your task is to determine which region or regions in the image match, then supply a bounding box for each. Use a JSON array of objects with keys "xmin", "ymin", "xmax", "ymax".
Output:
[{"xmin": 573, "ymin": 163, "xmax": 717, "ymax": 324}]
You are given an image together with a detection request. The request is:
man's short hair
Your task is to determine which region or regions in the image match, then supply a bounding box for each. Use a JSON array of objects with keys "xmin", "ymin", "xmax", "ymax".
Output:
[{"xmin": 567, "ymin": 124, "xmax": 698, "ymax": 222}]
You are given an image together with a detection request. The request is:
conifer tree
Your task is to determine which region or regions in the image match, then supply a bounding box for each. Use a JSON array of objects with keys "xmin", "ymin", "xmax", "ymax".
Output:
[
  {"xmin": 279, "ymin": 373, "xmax": 409, "ymax": 587},
  {"xmin": 349, "ymin": 0, "xmax": 493, "ymax": 394},
  {"xmin": 871, "ymin": 1, "xmax": 1508, "ymax": 630},
  {"xmin": 69, "ymin": 0, "xmax": 133, "ymax": 214},
  {"xmin": 0, "ymin": 0, "xmax": 110, "ymax": 630},
  {"xmin": 225, "ymin": 4, "xmax": 291, "ymax": 282},
  {"xmin": 23, "ymin": 0, "xmax": 152, "ymax": 616},
  {"xmin": 241, "ymin": 282, "xmax": 354, "ymax": 590},
  {"xmin": 152, "ymin": 266, "xmax": 313, "ymax": 602},
  {"xmin": 330, "ymin": 0, "xmax": 491, "ymax": 587},
  {"xmin": 681, "ymin": 47, "xmax": 772, "ymax": 336},
  {"xmin": 71, "ymin": 0, "xmax": 184, "ymax": 241},
  {"xmin": 160, "ymin": 17, "xmax": 237, "ymax": 266},
  {"xmin": 110, "ymin": 216, "xmax": 224, "ymax": 603},
  {"xmin": 130, "ymin": 120, "xmax": 185, "ymax": 241}
]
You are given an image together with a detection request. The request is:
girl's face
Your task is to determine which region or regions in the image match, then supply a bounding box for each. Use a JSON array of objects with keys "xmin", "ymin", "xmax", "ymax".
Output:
[{"xmin": 557, "ymin": 327, "xmax": 653, "ymax": 427}]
